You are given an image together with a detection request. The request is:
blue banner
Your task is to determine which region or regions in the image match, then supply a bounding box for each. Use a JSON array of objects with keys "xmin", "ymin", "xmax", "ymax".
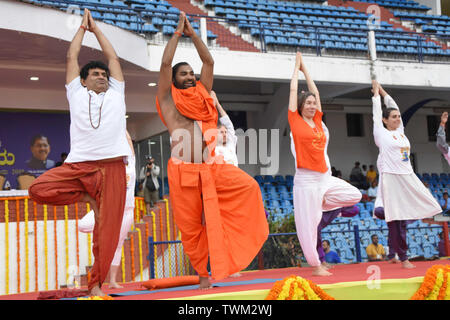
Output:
[{"xmin": 0, "ymin": 111, "xmax": 70, "ymax": 190}]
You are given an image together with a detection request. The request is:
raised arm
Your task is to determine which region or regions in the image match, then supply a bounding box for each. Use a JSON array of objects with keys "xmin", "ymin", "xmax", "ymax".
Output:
[
  {"xmin": 183, "ymin": 16, "xmax": 214, "ymax": 92},
  {"xmin": 288, "ymin": 52, "xmax": 302, "ymax": 112},
  {"xmin": 157, "ymin": 13, "xmax": 185, "ymax": 102},
  {"xmin": 437, "ymin": 112, "xmax": 449, "ymax": 154},
  {"xmin": 211, "ymin": 90, "xmax": 237, "ymax": 142},
  {"xmin": 87, "ymin": 10, "xmax": 123, "ymax": 81},
  {"xmin": 210, "ymin": 90, "xmax": 227, "ymax": 118},
  {"xmin": 378, "ymin": 82, "xmax": 403, "ymax": 130},
  {"xmin": 378, "ymin": 83, "xmax": 399, "ymax": 110},
  {"xmin": 371, "ymin": 80, "xmax": 383, "ymax": 129},
  {"xmin": 66, "ymin": 9, "xmax": 89, "ymax": 84},
  {"xmin": 299, "ymin": 53, "xmax": 321, "ymax": 113}
]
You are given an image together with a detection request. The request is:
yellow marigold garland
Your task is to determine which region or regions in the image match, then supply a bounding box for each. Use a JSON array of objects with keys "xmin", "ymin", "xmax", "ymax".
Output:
[
  {"xmin": 445, "ymin": 273, "xmax": 450, "ymax": 300},
  {"xmin": 410, "ymin": 265, "xmax": 450, "ymax": 300},
  {"xmin": 265, "ymin": 275, "xmax": 334, "ymax": 300}
]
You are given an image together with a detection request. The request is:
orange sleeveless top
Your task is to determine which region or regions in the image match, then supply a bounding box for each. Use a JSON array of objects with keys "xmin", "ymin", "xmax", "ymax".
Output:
[{"xmin": 288, "ymin": 109, "xmax": 328, "ymax": 173}]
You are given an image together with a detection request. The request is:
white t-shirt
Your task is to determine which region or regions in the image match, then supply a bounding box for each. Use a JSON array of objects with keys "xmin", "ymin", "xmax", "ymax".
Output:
[
  {"xmin": 290, "ymin": 121, "xmax": 331, "ymax": 175},
  {"xmin": 65, "ymin": 76, "xmax": 129, "ymax": 163},
  {"xmin": 214, "ymin": 115, "xmax": 239, "ymax": 167},
  {"xmin": 368, "ymin": 186, "xmax": 378, "ymax": 197},
  {"xmin": 372, "ymin": 95, "xmax": 413, "ymax": 175}
]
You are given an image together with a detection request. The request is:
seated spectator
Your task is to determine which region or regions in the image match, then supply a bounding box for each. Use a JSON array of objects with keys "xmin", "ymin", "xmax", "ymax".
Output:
[
  {"xmin": 439, "ymin": 192, "xmax": 449, "ymax": 211},
  {"xmin": 350, "ymin": 161, "xmax": 369, "ymax": 189},
  {"xmin": 368, "ymin": 180, "xmax": 378, "ymax": 201},
  {"xmin": 366, "ymin": 165, "xmax": 377, "ymax": 184},
  {"xmin": 322, "ymin": 240, "xmax": 341, "ymax": 264},
  {"xmin": 362, "ymin": 164, "xmax": 368, "ymax": 177},
  {"xmin": 438, "ymin": 232, "xmax": 448, "ymax": 257},
  {"xmin": 366, "ymin": 235, "xmax": 386, "ymax": 261}
]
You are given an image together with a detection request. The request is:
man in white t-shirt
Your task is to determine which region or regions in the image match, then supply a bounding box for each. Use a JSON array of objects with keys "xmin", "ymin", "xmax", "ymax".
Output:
[
  {"xmin": 28, "ymin": 9, "xmax": 129, "ymax": 297},
  {"xmin": 210, "ymin": 91, "xmax": 239, "ymax": 167}
]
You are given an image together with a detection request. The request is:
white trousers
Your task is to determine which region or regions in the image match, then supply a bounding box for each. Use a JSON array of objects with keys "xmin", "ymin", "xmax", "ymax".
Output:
[
  {"xmin": 293, "ymin": 169, "xmax": 362, "ymax": 267},
  {"xmin": 79, "ymin": 206, "xmax": 134, "ymax": 266}
]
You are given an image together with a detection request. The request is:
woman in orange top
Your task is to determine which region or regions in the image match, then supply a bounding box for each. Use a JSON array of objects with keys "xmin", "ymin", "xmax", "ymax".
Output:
[{"xmin": 288, "ymin": 52, "xmax": 361, "ymax": 276}]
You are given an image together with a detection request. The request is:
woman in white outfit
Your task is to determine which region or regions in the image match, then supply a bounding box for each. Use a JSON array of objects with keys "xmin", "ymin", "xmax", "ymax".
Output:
[
  {"xmin": 436, "ymin": 112, "xmax": 450, "ymax": 165},
  {"xmin": 371, "ymin": 80, "xmax": 441, "ymax": 269},
  {"xmin": 288, "ymin": 52, "xmax": 361, "ymax": 276},
  {"xmin": 79, "ymin": 131, "xmax": 136, "ymax": 287}
]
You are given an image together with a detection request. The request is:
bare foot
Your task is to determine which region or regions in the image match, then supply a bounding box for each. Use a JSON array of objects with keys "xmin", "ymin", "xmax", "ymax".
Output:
[
  {"xmin": 402, "ymin": 260, "xmax": 416, "ymax": 269},
  {"xmin": 229, "ymin": 272, "xmax": 242, "ymax": 278},
  {"xmin": 89, "ymin": 284, "xmax": 106, "ymax": 297},
  {"xmin": 108, "ymin": 282, "xmax": 123, "ymax": 289},
  {"xmin": 312, "ymin": 266, "xmax": 332, "ymax": 276},
  {"xmin": 321, "ymin": 262, "xmax": 333, "ymax": 270},
  {"xmin": 199, "ymin": 276, "xmax": 213, "ymax": 290},
  {"xmin": 388, "ymin": 258, "xmax": 400, "ymax": 264}
]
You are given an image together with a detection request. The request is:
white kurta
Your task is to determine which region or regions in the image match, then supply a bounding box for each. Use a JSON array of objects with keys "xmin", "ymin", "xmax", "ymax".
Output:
[
  {"xmin": 65, "ymin": 77, "xmax": 130, "ymax": 163},
  {"xmin": 372, "ymin": 95, "xmax": 441, "ymax": 222},
  {"xmin": 290, "ymin": 122, "xmax": 361, "ymax": 266}
]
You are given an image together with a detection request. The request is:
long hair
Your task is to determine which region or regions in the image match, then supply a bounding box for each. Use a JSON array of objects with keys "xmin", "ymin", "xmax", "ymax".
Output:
[
  {"xmin": 297, "ymin": 91, "xmax": 316, "ymax": 117},
  {"xmin": 172, "ymin": 62, "xmax": 190, "ymax": 80}
]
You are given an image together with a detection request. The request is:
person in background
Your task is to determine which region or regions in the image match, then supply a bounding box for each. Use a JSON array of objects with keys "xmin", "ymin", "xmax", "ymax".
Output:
[
  {"xmin": 139, "ymin": 155, "xmax": 160, "ymax": 212},
  {"xmin": 366, "ymin": 234, "xmax": 386, "ymax": 261},
  {"xmin": 55, "ymin": 152, "xmax": 68, "ymax": 167},
  {"xmin": 210, "ymin": 90, "xmax": 238, "ymax": 167},
  {"xmin": 368, "ymin": 180, "xmax": 378, "ymax": 201},
  {"xmin": 322, "ymin": 240, "xmax": 341, "ymax": 264},
  {"xmin": 438, "ymin": 232, "xmax": 448, "ymax": 257},
  {"xmin": 440, "ymin": 192, "xmax": 449, "ymax": 211},
  {"xmin": 366, "ymin": 164, "xmax": 377, "ymax": 184},
  {"xmin": 26, "ymin": 135, "xmax": 55, "ymax": 170}
]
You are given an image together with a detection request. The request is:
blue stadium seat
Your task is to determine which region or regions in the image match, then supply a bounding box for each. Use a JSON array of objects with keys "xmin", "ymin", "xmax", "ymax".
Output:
[
  {"xmin": 161, "ymin": 25, "xmax": 174, "ymax": 35},
  {"xmin": 254, "ymin": 175, "xmax": 264, "ymax": 185}
]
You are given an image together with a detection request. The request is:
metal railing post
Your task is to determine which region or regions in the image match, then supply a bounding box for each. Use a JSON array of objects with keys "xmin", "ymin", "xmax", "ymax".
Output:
[
  {"xmin": 353, "ymin": 225, "xmax": 362, "ymax": 263},
  {"xmin": 148, "ymin": 236, "xmax": 155, "ymax": 279}
]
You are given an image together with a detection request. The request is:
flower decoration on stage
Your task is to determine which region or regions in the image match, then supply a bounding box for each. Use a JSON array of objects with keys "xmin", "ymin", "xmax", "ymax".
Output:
[
  {"xmin": 410, "ymin": 265, "xmax": 450, "ymax": 300},
  {"xmin": 265, "ymin": 275, "xmax": 334, "ymax": 300},
  {"xmin": 77, "ymin": 295, "xmax": 114, "ymax": 300}
]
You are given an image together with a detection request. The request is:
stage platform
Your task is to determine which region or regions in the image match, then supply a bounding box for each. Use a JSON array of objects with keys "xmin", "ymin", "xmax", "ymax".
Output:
[{"xmin": 1, "ymin": 259, "xmax": 448, "ymax": 300}]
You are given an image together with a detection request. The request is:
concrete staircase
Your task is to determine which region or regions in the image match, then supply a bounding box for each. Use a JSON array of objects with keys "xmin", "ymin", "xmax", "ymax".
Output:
[{"xmin": 166, "ymin": 0, "xmax": 260, "ymax": 52}]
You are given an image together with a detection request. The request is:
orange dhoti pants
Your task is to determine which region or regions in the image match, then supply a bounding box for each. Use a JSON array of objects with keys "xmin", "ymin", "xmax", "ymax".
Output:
[
  {"xmin": 28, "ymin": 159, "xmax": 126, "ymax": 291},
  {"xmin": 167, "ymin": 158, "xmax": 269, "ymax": 280}
]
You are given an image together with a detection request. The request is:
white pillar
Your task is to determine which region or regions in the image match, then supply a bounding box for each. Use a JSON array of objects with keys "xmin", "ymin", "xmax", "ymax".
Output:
[
  {"xmin": 368, "ymin": 30, "xmax": 377, "ymax": 61},
  {"xmin": 200, "ymin": 17, "xmax": 208, "ymax": 45}
]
